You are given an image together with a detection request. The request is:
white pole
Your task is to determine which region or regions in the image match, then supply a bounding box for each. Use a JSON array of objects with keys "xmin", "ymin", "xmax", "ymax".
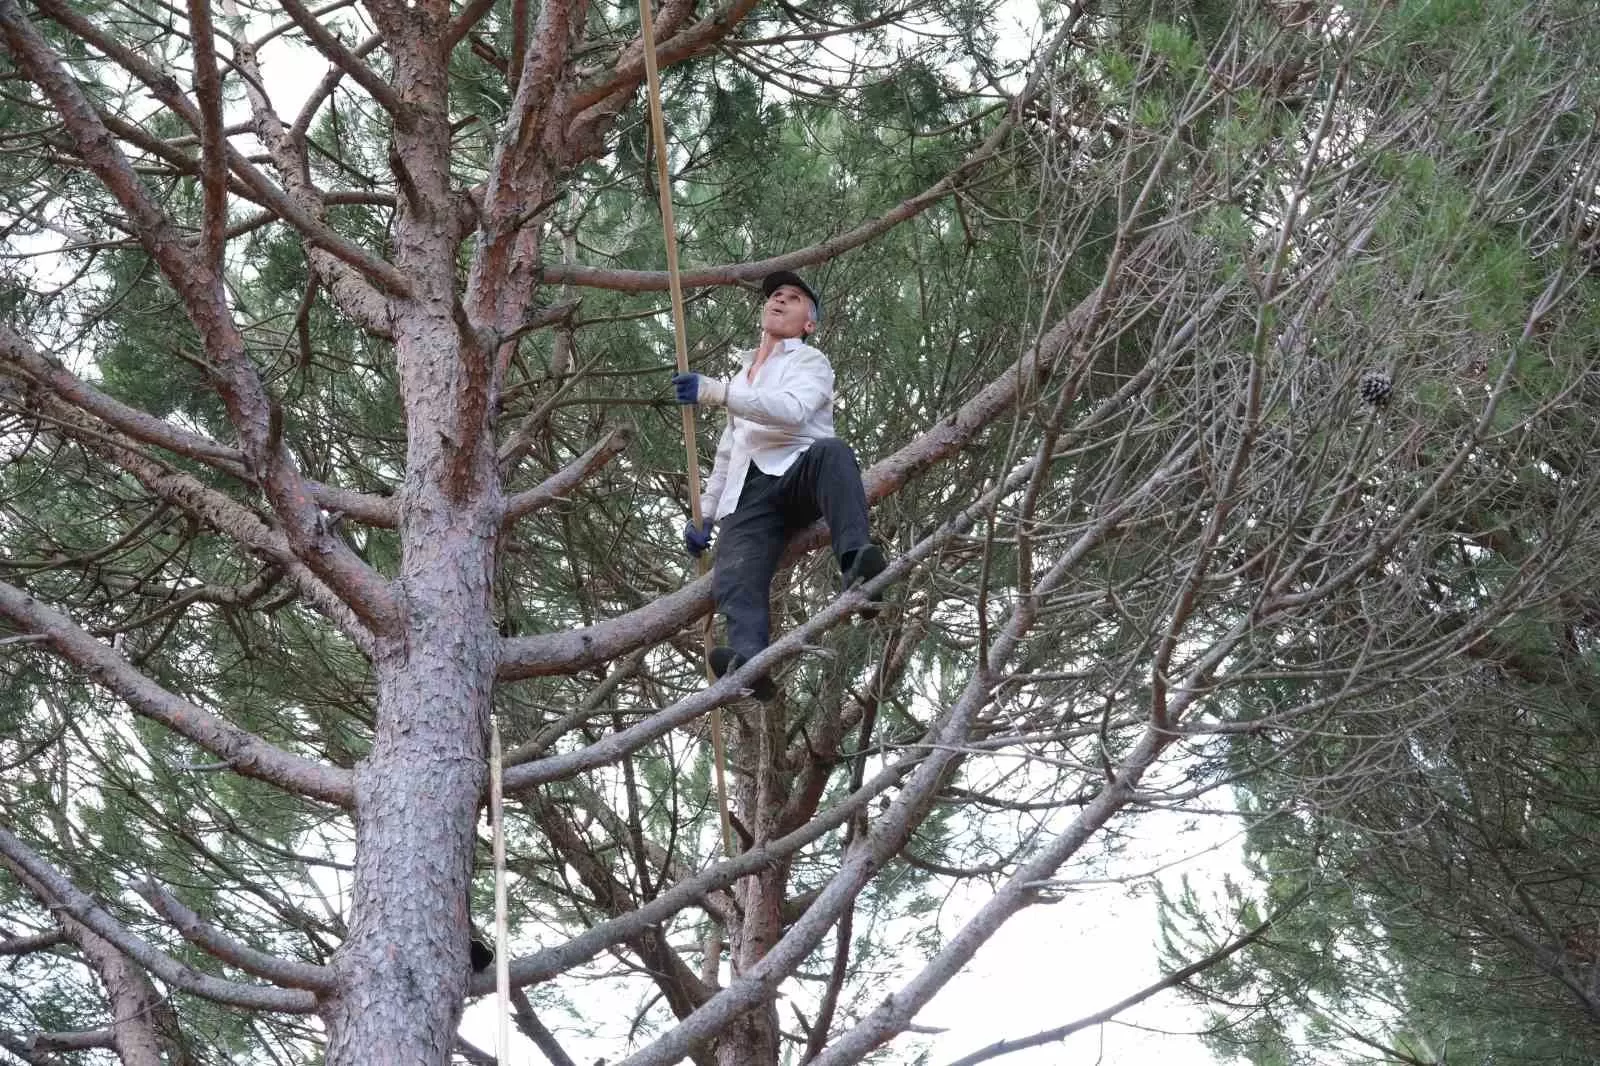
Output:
[{"xmin": 491, "ymin": 722, "xmax": 511, "ymax": 1063}]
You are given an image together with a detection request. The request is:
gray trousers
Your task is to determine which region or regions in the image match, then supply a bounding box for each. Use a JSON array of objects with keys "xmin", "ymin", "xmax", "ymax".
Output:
[{"xmin": 714, "ymin": 438, "xmax": 871, "ymax": 661}]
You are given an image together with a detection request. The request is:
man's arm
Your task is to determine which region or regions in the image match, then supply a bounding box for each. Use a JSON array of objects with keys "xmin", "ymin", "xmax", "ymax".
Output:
[{"xmin": 721, "ymin": 349, "xmax": 833, "ymax": 430}]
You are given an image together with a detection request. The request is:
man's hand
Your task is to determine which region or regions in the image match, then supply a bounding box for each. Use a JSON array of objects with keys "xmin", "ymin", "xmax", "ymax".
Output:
[
  {"xmin": 672, "ymin": 372, "xmax": 727, "ymax": 407},
  {"xmin": 683, "ymin": 517, "xmax": 714, "ymax": 557}
]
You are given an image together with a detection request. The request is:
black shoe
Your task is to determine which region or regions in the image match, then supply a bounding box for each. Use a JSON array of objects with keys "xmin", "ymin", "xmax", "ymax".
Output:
[
  {"xmin": 708, "ymin": 646, "xmax": 777, "ymax": 701},
  {"xmin": 841, "ymin": 545, "xmax": 888, "ymax": 617}
]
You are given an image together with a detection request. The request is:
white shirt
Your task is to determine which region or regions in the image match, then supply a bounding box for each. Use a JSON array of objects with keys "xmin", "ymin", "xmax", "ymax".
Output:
[{"xmin": 700, "ymin": 337, "xmax": 837, "ymax": 522}]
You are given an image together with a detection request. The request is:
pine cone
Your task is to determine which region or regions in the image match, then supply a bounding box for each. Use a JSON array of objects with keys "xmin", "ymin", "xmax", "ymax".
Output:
[{"xmin": 1358, "ymin": 370, "xmax": 1393, "ymax": 408}]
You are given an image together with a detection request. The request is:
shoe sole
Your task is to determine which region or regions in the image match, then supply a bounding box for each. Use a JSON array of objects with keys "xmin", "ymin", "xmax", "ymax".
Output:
[{"xmin": 709, "ymin": 647, "xmax": 776, "ymax": 701}]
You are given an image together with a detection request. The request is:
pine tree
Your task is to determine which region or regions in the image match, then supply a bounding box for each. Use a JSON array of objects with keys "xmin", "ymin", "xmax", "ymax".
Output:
[{"xmin": 3, "ymin": 0, "xmax": 1599, "ymax": 1063}]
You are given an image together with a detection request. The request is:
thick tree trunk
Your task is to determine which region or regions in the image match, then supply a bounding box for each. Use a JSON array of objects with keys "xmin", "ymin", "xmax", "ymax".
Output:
[
  {"xmin": 717, "ymin": 867, "xmax": 785, "ymax": 1066},
  {"xmin": 322, "ymin": 340, "xmax": 501, "ymax": 1061},
  {"xmin": 322, "ymin": 40, "xmax": 504, "ymax": 1059},
  {"xmin": 322, "ymin": 540, "xmax": 498, "ymax": 1063},
  {"xmin": 321, "ymin": 306, "xmax": 501, "ymax": 1061}
]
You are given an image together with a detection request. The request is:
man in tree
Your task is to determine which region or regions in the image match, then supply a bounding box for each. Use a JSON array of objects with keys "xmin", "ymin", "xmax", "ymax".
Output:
[{"xmin": 672, "ymin": 271, "xmax": 887, "ymax": 699}]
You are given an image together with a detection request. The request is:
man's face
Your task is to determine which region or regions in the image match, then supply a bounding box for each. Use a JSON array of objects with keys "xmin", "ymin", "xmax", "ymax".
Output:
[{"xmin": 761, "ymin": 285, "xmax": 815, "ymax": 340}]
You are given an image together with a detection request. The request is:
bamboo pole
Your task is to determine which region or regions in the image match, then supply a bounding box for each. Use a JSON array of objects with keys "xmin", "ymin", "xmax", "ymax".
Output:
[{"xmin": 637, "ymin": 0, "xmax": 735, "ymax": 859}]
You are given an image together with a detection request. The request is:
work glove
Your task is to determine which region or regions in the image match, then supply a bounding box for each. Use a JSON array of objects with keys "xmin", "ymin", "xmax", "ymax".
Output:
[
  {"xmin": 683, "ymin": 517, "xmax": 714, "ymax": 557},
  {"xmin": 672, "ymin": 372, "xmax": 727, "ymax": 407}
]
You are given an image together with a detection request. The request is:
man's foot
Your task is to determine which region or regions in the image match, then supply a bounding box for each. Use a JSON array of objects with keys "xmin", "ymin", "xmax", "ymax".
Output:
[
  {"xmin": 840, "ymin": 545, "xmax": 889, "ymax": 618},
  {"xmin": 709, "ymin": 646, "xmax": 777, "ymax": 701}
]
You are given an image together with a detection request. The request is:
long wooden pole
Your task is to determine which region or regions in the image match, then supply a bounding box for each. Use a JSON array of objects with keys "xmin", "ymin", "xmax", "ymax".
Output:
[{"xmin": 637, "ymin": 0, "xmax": 735, "ymax": 860}]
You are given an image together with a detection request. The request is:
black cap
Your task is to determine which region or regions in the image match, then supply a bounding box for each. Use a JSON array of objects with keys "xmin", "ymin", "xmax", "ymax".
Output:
[{"xmin": 760, "ymin": 270, "xmax": 821, "ymax": 321}]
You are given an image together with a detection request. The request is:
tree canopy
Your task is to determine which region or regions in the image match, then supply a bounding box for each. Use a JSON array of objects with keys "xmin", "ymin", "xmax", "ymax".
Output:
[{"xmin": 2, "ymin": 0, "xmax": 1598, "ymax": 1063}]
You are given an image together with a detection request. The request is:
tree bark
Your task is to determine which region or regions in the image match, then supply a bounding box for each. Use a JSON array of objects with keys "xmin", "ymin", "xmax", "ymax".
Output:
[{"xmin": 320, "ymin": 32, "xmax": 505, "ymax": 1063}]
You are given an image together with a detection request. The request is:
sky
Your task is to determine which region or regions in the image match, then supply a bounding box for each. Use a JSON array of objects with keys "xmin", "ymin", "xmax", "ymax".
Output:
[{"xmin": 453, "ymin": 801, "xmax": 1245, "ymax": 1066}]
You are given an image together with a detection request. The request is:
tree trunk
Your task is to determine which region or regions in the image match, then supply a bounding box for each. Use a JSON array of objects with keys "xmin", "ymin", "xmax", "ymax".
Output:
[
  {"xmin": 322, "ymin": 560, "xmax": 498, "ymax": 1063},
  {"xmin": 322, "ymin": 42, "xmax": 504, "ymax": 1058},
  {"xmin": 321, "ymin": 328, "xmax": 502, "ymax": 1060}
]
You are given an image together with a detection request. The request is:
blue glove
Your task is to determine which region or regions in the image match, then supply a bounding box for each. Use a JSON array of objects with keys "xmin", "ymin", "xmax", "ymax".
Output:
[
  {"xmin": 672, "ymin": 372, "xmax": 726, "ymax": 406},
  {"xmin": 683, "ymin": 517, "xmax": 714, "ymax": 557}
]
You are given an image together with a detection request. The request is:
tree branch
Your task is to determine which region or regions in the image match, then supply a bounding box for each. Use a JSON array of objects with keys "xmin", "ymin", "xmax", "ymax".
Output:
[
  {"xmin": 484, "ymin": 753, "xmax": 913, "ymax": 993},
  {"xmin": 135, "ymin": 880, "xmax": 336, "ymax": 992},
  {"xmin": 0, "ymin": 1029, "xmax": 67, "ymax": 1066},
  {"xmin": 510, "ymin": 988, "xmax": 580, "ymax": 1066},
  {"xmin": 552, "ymin": 1, "xmax": 1088, "ymax": 291},
  {"xmin": 567, "ymin": 0, "xmax": 758, "ymax": 119},
  {"xmin": 501, "ymin": 473, "xmax": 996, "ymax": 791},
  {"xmin": 441, "ymin": 0, "xmax": 499, "ymax": 54},
  {"xmin": 463, "ymin": 0, "xmax": 589, "ymax": 342},
  {"xmin": 0, "ymin": 828, "xmax": 318, "ymax": 1013},
  {"xmin": 8, "ymin": 382, "xmax": 380, "ymax": 653},
  {"xmin": 27, "ymin": 0, "xmax": 413, "ymax": 299},
  {"xmin": 538, "ymin": 158, "xmax": 1000, "ymax": 293},
  {"xmin": 27, "ymin": 1030, "xmax": 115, "ymax": 1054},
  {"xmin": 935, "ymin": 888, "xmax": 1312, "ymax": 1066},
  {"xmin": 1, "ymin": 323, "xmax": 400, "ymax": 525},
  {"xmin": 502, "ymin": 426, "xmax": 632, "ymax": 525},
  {"xmin": 0, "ymin": 580, "xmax": 354, "ymax": 807},
  {"xmin": 42, "ymin": 908, "xmax": 177, "ymax": 1066},
  {"xmin": 228, "ymin": 21, "xmax": 397, "ymax": 337},
  {"xmin": 186, "ymin": 0, "xmax": 228, "ymax": 270},
  {"xmin": 0, "ymin": 927, "xmax": 69, "ymax": 955},
  {"xmin": 0, "ymin": 324, "xmax": 239, "ymax": 465},
  {"xmin": 529, "ymin": 795, "xmax": 715, "ymax": 1022},
  {"xmin": 2, "ymin": 0, "xmax": 404, "ymax": 637},
  {"xmin": 275, "ymin": 0, "xmax": 410, "ymax": 119}
]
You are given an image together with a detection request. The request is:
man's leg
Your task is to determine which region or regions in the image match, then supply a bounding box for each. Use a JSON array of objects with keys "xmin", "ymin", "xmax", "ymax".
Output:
[
  {"xmin": 713, "ymin": 470, "xmax": 787, "ymax": 669},
  {"xmin": 776, "ymin": 437, "xmax": 871, "ymax": 563},
  {"xmin": 777, "ymin": 438, "xmax": 887, "ymax": 612}
]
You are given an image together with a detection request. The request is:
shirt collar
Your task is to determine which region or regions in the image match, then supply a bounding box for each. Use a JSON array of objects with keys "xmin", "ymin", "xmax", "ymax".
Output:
[{"xmin": 740, "ymin": 336, "xmax": 807, "ymax": 366}]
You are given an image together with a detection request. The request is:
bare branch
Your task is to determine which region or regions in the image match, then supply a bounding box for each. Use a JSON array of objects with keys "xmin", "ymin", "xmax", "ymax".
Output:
[
  {"xmin": 0, "ymin": 927, "xmax": 68, "ymax": 955},
  {"xmin": 2, "ymin": 0, "xmax": 404, "ymax": 636},
  {"xmin": 186, "ymin": 0, "xmax": 228, "ymax": 270},
  {"xmin": 501, "ymin": 426, "xmax": 632, "ymax": 525},
  {"xmin": 567, "ymin": 0, "xmax": 764, "ymax": 122},
  {"xmin": 0, "ymin": 828, "xmax": 318, "ymax": 1013},
  {"xmin": 1, "ymin": 324, "xmax": 240, "ymax": 465},
  {"xmin": 136, "ymin": 880, "xmax": 336, "ymax": 993},
  {"xmin": 511, "ymin": 988, "xmax": 580, "ymax": 1066},
  {"xmin": 935, "ymin": 888, "xmax": 1311, "ymax": 1066},
  {"xmin": 3, "ymin": 326, "xmax": 401, "ymax": 526},
  {"xmin": 441, "ymin": 0, "xmax": 500, "ymax": 54},
  {"xmin": 275, "ymin": 0, "xmax": 410, "ymax": 119},
  {"xmin": 27, "ymin": 0, "xmax": 414, "ymax": 299},
  {"xmin": 551, "ymin": 3, "xmax": 1089, "ymax": 292},
  {"xmin": 27, "ymin": 1030, "xmax": 115, "ymax": 1054},
  {"xmin": 0, "ymin": 580, "xmax": 354, "ymax": 807},
  {"xmin": 488, "ymin": 754, "xmax": 913, "ymax": 992},
  {"xmin": 10, "ymin": 383, "xmax": 380, "ymax": 652}
]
